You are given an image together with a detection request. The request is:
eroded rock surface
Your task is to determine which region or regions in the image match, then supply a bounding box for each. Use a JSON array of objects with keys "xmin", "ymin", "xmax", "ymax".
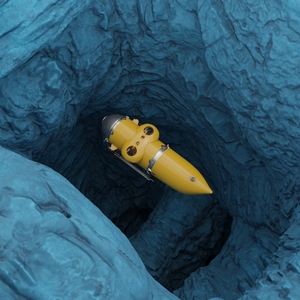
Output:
[
  {"xmin": 0, "ymin": 0, "xmax": 300, "ymax": 299},
  {"xmin": 130, "ymin": 190, "xmax": 232, "ymax": 291},
  {"xmin": 0, "ymin": 146, "xmax": 178, "ymax": 300}
]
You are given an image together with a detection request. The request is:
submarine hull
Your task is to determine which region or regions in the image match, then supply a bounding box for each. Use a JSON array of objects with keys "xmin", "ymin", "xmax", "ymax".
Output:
[{"xmin": 102, "ymin": 115, "xmax": 213, "ymax": 195}]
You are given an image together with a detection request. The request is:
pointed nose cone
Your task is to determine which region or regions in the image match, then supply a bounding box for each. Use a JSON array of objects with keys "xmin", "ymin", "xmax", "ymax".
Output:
[
  {"xmin": 206, "ymin": 185, "xmax": 213, "ymax": 194},
  {"xmin": 194, "ymin": 177, "xmax": 213, "ymax": 194},
  {"xmin": 186, "ymin": 172, "xmax": 213, "ymax": 195}
]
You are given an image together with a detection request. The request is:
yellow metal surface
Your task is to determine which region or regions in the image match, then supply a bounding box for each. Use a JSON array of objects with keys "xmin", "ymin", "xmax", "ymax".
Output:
[
  {"xmin": 107, "ymin": 116, "xmax": 213, "ymax": 195},
  {"xmin": 139, "ymin": 140, "xmax": 165, "ymax": 169},
  {"xmin": 138, "ymin": 141, "xmax": 212, "ymax": 194},
  {"xmin": 150, "ymin": 148, "xmax": 212, "ymax": 194},
  {"xmin": 108, "ymin": 117, "xmax": 137, "ymax": 149},
  {"xmin": 121, "ymin": 123, "xmax": 160, "ymax": 163}
]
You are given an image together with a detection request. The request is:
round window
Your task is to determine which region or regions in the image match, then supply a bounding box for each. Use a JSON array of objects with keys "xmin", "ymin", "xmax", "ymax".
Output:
[
  {"xmin": 126, "ymin": 146, "xmax": 137, "ymax": 156},
  {"xmin": 144, "ymin": 126, "xmax": 154, "ymax": 135}
]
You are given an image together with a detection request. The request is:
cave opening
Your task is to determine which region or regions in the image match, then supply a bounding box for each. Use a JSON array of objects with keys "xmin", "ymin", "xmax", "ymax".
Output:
[
  {"xmin": 1, "ymin": 1, "xmax": 300, "ymax": 299},
  {"xmin": 36, "ymin": 86, "xmax": 233, "ymax": 290}
]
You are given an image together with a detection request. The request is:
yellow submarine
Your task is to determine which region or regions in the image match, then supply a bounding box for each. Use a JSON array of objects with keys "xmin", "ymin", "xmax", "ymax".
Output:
[{"xmin": 101, "ymin": 114, "xmax": 213, "ymax": 195}]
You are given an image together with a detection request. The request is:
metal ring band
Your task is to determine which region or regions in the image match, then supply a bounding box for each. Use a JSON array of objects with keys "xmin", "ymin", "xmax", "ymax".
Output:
[{"xmin": 147, "ymin": 144, "xmax": 169, "ymax": 173}]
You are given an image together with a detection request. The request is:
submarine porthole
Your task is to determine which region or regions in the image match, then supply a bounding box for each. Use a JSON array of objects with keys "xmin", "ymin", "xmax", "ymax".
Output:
[
  {"xmin": 126, "ymin": 145, "xmax": 137, "ymax": 156},
  {"xmin": 144, "ymin": 126, "xmax": 154, "ymax": 135}
]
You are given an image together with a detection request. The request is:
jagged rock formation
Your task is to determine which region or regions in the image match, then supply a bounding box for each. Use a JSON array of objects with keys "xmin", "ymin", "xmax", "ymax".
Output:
[{"xmin": 0, "ymin": 0, "xmax": 300, "ymax": 299}]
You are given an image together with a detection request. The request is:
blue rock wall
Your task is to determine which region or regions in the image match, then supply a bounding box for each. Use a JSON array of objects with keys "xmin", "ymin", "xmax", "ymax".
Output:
[
  {"xmin": 0, "ymin": 0, "xmax": 300, "ymax": 299},
  {"xmin": 0, "ymin": 146, "xmax": 177, "ymax": 300},
  {"xmin": 0, "ymin": 0, "xmax": 93, "ymax": 78}
]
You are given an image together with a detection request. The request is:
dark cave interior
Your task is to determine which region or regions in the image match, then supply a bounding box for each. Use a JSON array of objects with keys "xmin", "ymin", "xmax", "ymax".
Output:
[{"xmin": 1, "ymin": 1, "xmax": 300, "ymax": 300}]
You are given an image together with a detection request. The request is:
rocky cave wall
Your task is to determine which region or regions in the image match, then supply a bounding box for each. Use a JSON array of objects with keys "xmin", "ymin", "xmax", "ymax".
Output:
[{"xmin": 1, "ymin": 0, "xmax": 300, "ymax": 299}]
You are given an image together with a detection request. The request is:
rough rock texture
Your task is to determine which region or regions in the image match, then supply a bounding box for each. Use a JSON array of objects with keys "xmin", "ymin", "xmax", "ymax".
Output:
[
  {"xmin": 0, "ymin": 0, "xmax": 93, "ymax": 78},
  {"xmin": 242, "ymin": 206, "xmax": 300, "ymax": 299},
  {"xmin": 37, "ymin": 111, "xmax": 166, "ymax": 238},
  {"xmin": 0, "ymin": 0, "xmax": 300, "ymax": 299},
  {"xmin": 130, "ymin": 190, "xmax": 232, "ymax": 291},
  {"xmin": 174, "ymin": 217, "xmax": 280, "ymax": 299},
  {"xmin": 0, "ymin": 146, "xmax": 178, "ymax": 300}
]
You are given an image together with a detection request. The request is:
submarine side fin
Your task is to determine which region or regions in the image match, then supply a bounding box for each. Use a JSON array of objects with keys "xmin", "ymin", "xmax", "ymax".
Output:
[
  {"xmin": 113, "ymin": 152, "xmax": 154, "ymax": 182},
  {"xmin": 132, "ymin": 119, "xmax": 139, "ymax": 125}
]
